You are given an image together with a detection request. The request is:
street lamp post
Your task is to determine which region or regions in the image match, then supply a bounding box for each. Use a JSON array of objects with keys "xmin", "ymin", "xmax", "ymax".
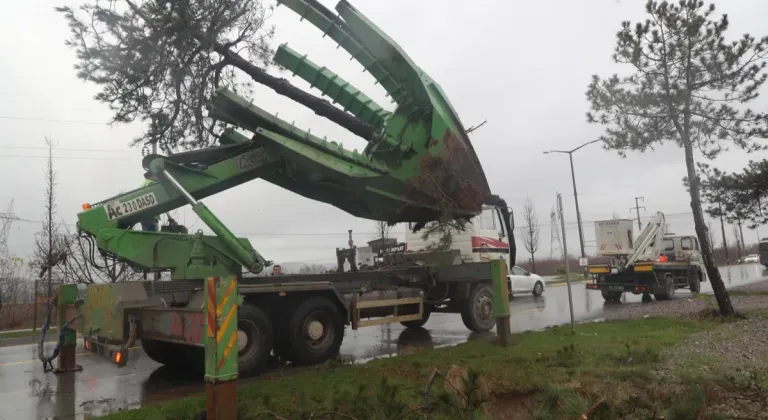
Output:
[{"xmin": 543, "ymin": 139, "xmax": 600, "ymax": 277}]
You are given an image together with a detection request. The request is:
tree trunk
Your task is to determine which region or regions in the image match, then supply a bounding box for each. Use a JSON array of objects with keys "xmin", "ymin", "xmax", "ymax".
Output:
[
  {"xmin": 123, "ymin": 1, "xmax": 377, "ymax": 142},
  {"xmin": 212, "ymin": 42, "xmax": 377, "ymax": 141},
  {"xmin": 530, "ymin": 252, "xmax": 536, "ymax": 273},
  {"xmin": 683, "ymin": 139, "xmax": 734, "ymax": 316},
  {"xmin": 719, "ymin": 212, "xmax": 729, "ymax": 264}
]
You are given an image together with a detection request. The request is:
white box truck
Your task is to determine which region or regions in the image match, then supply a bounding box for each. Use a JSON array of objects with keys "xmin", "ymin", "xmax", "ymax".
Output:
[{"xmin": 587, "ymin": 212, "xmax": 706, "ymax": 302}]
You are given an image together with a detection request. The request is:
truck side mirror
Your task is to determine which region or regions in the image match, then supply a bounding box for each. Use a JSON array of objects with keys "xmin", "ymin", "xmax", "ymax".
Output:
[{"xmin": 508, "ymin": 209, "xmax": 515, "ymax": 231}]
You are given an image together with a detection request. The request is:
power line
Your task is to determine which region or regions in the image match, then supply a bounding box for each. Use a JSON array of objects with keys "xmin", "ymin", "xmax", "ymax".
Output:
[
  {"xmin": 0, "ymin": 153, "xmax": 133, "ymax": 161},
  {"xmin": 0, "ymin": 145, "xmax": 133, "ymax": 153},
  {"xmin": 0, "ymin": 115, "xmax": 108, "ymax": 125},
  {"xmin": 1, "ymin": 211, "xmax": 700, "ymax": 237}
]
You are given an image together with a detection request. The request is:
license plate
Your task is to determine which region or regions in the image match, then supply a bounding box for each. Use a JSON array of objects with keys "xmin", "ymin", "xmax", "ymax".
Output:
[{"xmin": 608, "ymin": 285, "xmax": 624, "ymax": 291}]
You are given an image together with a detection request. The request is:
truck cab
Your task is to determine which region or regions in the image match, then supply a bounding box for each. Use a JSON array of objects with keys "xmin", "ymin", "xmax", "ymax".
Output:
[
  {"xmin": 405, "ymin": 205, "xmax": 511, "ymax": 269},
  {"xmin": 660, "ymin": 234, "xmax": 703, "ymax": 266}
]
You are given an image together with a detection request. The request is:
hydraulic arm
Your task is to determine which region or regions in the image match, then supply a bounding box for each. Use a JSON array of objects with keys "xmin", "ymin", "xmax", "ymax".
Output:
[{"xmin": 76, "ymin": 0, "xmax": 514, "ymax": 279}]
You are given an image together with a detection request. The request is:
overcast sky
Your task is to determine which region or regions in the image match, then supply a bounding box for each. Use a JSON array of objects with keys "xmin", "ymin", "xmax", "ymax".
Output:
[{"xmin": 0, "ymin": 0, "xmax": 766, "ymax": 271}]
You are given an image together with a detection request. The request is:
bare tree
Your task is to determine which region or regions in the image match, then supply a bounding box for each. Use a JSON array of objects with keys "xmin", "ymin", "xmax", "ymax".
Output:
[
  {"xmin": 31, "ymin": 137, "xmax": 68, "ymax": 324},
  {"xmin": 585, "ymin": 1, "xmax": 768, "ymax": 316},
  {"xmin": 521, "ymin": 196, "xmax": 541, "ymax": 272},
  {"xmin": 0, "ymin": 201, "xmax": 35, "ymax": 329},
  {"xmin": 298, "ymin": 264, "xmax": 328, "ymax": 275},
  {"xmin": 373, "ymin": 221, "xmax": 391, "ymax": 241},
  {"xmin": 0, "ymin": 200, "xmax": 19, "ymax": 313},
  {"xmin": 56, "ymin": 0, "xmax": 376, "ymax": 151},
  {"xmin": 58, "ymin": 224, "xmax": 143, "ymax": 284}
]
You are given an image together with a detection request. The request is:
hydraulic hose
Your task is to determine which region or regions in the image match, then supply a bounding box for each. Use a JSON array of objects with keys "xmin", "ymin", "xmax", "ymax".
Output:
[{"xmin": 38, "ymin": 294, "xmax": 80, "ymax": 373}]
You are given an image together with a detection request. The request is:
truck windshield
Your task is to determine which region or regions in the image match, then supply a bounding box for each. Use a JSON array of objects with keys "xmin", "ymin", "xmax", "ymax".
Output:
[
  {"xmin": 662, "ymin": 239, "xmax": 674, "ymax": 251},
  {"xmin": 479, "ymin": 209, "xmax": 496, "ymax": 230}
]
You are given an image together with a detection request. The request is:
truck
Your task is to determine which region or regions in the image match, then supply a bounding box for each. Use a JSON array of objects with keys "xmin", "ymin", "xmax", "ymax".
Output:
[
  {"xmin": 52, "ymin": 0, "xmax": 517, "ymax": 377},
  {"xmin": 586, "ymin": 212, "xmax": 706, "ymax": 302},
  {"xmin": 759, "ymin": 238, "xmax": 768, "ymax": 269},
  {"xmin": 405, "ymin": 205, "xmax": 512, "ymax": 269}
]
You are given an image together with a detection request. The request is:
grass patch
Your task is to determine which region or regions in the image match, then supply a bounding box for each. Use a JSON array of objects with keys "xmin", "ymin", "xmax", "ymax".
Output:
[
  {"xmin": 0, "ymin": 328, "xmax": 55, "ymax": 340},
  {"xmin": 99, "ymin": 316, "xmax": 734, "ymax": 420},
  {"xmin": 726, "ymin": 290, "xmax": 768, "ymax": 297}
]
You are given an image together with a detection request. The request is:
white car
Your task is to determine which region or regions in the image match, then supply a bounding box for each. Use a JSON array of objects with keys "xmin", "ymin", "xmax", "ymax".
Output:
[
  {"xmin": 508, "ymin": 266, "xmax": 546, "ymax": 297},
  {"xmin": 744, "ymin": 254, "xmax": 760, "ymax": 263}
]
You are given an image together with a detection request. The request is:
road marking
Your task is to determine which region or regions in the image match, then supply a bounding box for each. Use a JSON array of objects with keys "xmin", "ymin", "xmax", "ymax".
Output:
[{"xmin": 0, "ymin": 346, "xmax": 142, "ymax": 367}]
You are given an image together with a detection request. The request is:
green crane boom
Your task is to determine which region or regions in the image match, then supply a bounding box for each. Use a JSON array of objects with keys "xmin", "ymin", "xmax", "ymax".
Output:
[{"xmin": 76, "ymin": 0, "xmax": 515, "ymax": 279}]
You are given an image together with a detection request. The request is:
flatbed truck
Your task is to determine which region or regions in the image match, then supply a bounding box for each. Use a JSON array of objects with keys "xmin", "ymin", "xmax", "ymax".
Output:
[
  {"xmin": 586, "ymin": 212, "xmax": 706, "ymax": 302},
  {"xmin": 76, "ymin": 246, "xmax": 510, "ymax": 375},
  {"xmin": 48, "ymin": 0, "xmax": 518, "ymax": 381}
]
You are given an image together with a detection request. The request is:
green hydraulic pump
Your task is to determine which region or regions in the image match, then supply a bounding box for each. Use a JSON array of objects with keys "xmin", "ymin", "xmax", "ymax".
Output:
[{"xmin": 76, "ymin": 0, "xmax": 516, "ymax": 280}]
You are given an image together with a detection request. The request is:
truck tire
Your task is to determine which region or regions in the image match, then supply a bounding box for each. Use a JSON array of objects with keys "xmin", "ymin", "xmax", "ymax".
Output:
[
  {"xmin": 237, "ymin": 303, "xmax": 274, "ymax": 374},
  {"xmin": 601, "ymin": 290, "xmax": 622, "ymax": 302},
  {"xmin": 654, "ymin": 274, "xmax": 676, "ymax": 301},
  {"xmin": 285, "ymin": 296, "xmax": 344, "ymax": 366},
  {"xmin": 460, "ymin": 283, "xmax": 496, "ymax": 333},
  {"xmin": 401, "ymin": 308, "xmax": 431, "ymax": 329},
  {"xmin": 689, "ymin": 271, "xmax": 702, "ymax": 294}
]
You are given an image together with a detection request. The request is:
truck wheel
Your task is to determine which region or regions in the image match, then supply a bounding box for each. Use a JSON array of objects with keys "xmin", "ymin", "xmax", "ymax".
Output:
[
  {"xmin": 601, "ymin": 290, "xmax": 622, "ymax": 302},
  {"xmin": 460, "ymin": 283, "xmax": 496, "ymax": 333},
  {"xmin": 286, "ymin": 296, "xmax": 344, "ymax": 366},
  {"xmin": 401, "ymin": 308, "xmax": 431, "ymax": 329},
  {"xmin": 689, "ymin": 271, "xmax": 702, "ymax": 294},
  {"xmin": 654, "ymin": 274, "xmax": 676, "ymax": 301},
  {"xmin": 237, "ymin": 303, "xmax": 274, "ymax": 374}
]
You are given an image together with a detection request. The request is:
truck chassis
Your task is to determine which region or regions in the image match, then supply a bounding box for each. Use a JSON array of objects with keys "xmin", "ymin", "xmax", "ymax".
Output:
[
  {"xmin": 76, "ymin": 253, "xmax": 507, "ymax": 375},
  {"xmin": 587, "ymin": 261, "xmax": 705, "ymax": 302}
]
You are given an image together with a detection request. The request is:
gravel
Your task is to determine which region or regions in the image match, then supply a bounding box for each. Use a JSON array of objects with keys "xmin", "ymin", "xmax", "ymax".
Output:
[
  {"xmin": 660, "ymin": 312, "xmax": 768, "ymax": 365},
  {"xmin": 614, "ymin": 280, "xmax": 768, "ymax": 419},
  {"xmin": 654, "ymin": 312, "xmax": 768, "ymax": 419},
  {"xmin": 602, "ymin": 280, "xmax": 768, "ymax": 321},
  {"xmin": 731, "ymin": 278, "xmax": 768, "ymax": 293}
]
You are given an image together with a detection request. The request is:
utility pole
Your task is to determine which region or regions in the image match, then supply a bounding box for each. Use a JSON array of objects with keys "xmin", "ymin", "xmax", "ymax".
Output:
[
  {"xmin": 630, "ymin": 197, "xmax": 645, "ymax": 230},
  {"xmin": 737, "ymin": 218, "xmax": 745, "ymax": 251},
  {"xmin": 549, "ymin": 206, "xmax": 561, "ymax": 260},
  {"xmin": 153, "ymin": 140, "xmax": 162, "ymax": 282},
  {"xmin": 719, "ymin": 208, "xmax": 730, "ymax": 265},
  {"xmin": 543, "ymin": 139, "xmax": 600, "ymax": 278},
  {"xmin": 557, "ymin": 193, "xmax": 575, "ymax": 331}
]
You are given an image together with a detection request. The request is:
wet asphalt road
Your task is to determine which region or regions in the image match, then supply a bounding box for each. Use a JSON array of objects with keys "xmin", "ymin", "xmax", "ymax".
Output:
[{"xmin": 1, "ymin": 263, "xmax": 766, "ymax": 420}]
